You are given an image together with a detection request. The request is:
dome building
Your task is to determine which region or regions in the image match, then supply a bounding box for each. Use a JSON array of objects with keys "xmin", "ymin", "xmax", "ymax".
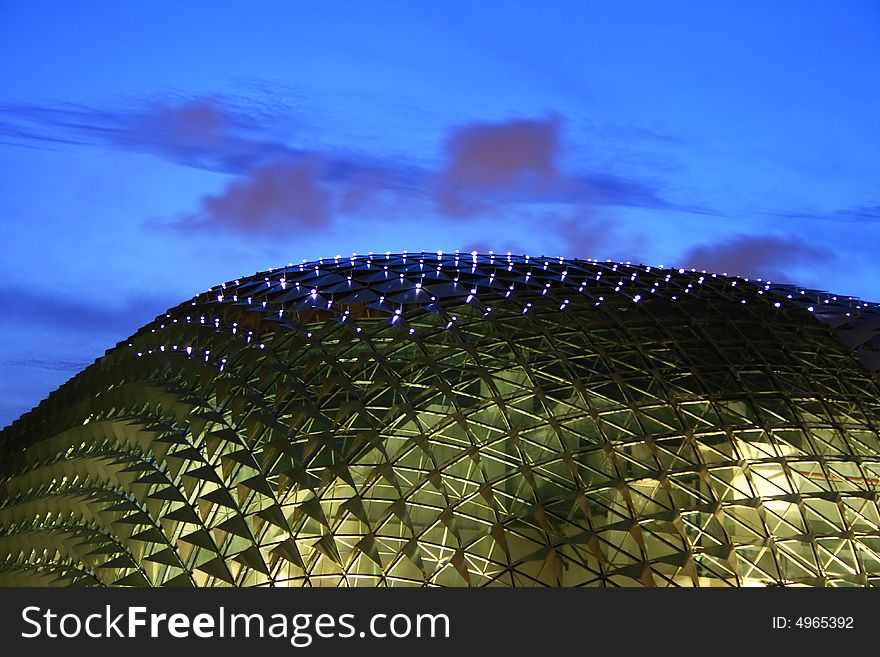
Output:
[{"xmin": 2, "ymin": 251, "xmax": 880, "ymax": 587}]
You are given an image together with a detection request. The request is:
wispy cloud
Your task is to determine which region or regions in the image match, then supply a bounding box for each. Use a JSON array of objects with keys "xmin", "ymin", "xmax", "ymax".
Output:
[
  {"xmin": 763, "ymin": 204, "xmax": 880, "ymax": 224},
  {"xmin": 0, "ymin": 285, "xmax": 177, "ymax": 337},
  {"xmin": 0, "ymin": 96, "xmax": 293, "ymax": 173},
  {"xmin": 0, "ymin": 286, "xmax": 180, "ymax": 428},
  {"xmin": 682, "ymin": 233, "xmax": 832, "ymax": 281},
  {"xmin": 3, "ymin": 358, "xmax": 93, "ymax": 372}
]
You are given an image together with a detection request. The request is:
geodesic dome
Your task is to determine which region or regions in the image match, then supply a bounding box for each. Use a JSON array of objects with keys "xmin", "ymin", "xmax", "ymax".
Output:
[{"xmin": 2, "ymin": 251, "xmax": 880, "ymax": 587}]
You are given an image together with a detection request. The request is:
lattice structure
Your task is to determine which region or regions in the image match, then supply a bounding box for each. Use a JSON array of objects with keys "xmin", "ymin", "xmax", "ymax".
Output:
[{"xmin": 2, "ymin": 252, "xmax": 880, "ymax": 587}]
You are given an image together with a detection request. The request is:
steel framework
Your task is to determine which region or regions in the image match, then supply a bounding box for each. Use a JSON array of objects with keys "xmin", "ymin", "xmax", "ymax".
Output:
[{"xmin": 2, "ymin": 252, "xmax": 880, "ymax": 586}]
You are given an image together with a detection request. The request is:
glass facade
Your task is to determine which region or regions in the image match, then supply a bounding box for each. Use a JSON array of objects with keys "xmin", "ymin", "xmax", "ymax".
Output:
[{"xmin": 2, "ymin": 252, "xmax": 880, "ymax": 586}]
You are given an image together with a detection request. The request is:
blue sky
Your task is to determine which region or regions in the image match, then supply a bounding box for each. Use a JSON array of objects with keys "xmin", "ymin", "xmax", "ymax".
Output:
[{"xmin": 1, "ymin": 1, "xmax": 878, "ymax": 427}]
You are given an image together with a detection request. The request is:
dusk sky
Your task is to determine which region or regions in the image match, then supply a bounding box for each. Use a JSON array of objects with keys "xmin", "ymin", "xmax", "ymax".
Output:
[{"xmin": 1, "ymin": 1, "xmax": 878, "ymax": 427}]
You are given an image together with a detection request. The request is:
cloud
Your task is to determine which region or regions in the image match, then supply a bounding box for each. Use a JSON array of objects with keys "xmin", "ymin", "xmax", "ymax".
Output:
[
  {"xmin": 109, "ymin": 96, "xmax": 295, "ymax": 172},
  {"xmin": 435, "ymin": 116, "xmax": 561, "ymax": 216},
  {"xmin": 441, "ymin": 116, "xmax": 561, "ymax": 188},
  {"xmin": 176, "ymin": 155, "xmax": 423, "ymax": 232},
  {"xmin": 171, "ymin": 112, "xmax": 678, "ymax": 232},
  {"xmin": 434, "ymin": 115, "xmax": 680, "ymax": 217},
  {"xmin": 0, "ymin": 285, "xmax": 179, "ymax": 428},
  {"xmin": 0, "ymin": 285, "xmax": 177, "ymax": 338},
  {"xmin": 1, "ymin": 97, "xmax": 693, "ymax": 234},
  {"xmin": 840, "ymin": 205, "xmax": 880, "ymax": 222},
  {"xmin": 682, "ymin": 234, "xmax": 832, "ymax": 281},
  {"xmin": 3, "ymin": 358, "xmax": 92, "ymax": 372},
  {"xmin": 0, "ymin": 96, "xmax": 293, "ymax": 173},
  {"xmin": 188, "ymin": 158, "xmax": 332, "ymax": 230},
  {"xmin": 558, "ymin": 212, "xmax": 617, "ymax": 259},
  {"xmin": 585, "ymin": 121, "xmax": 681, "ymax": 144},
  {"xmin": 764, "ymin": 204, "xmax": 880, "ymax": 224}
]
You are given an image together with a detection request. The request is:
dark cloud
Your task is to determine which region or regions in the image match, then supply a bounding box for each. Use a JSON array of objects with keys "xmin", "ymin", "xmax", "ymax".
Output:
[
  {"xmin": 558, "ymin": 213, "xmax": 615, "ymax": 259},
  {"xmin": 109, "ymin": 96, "xmax": 295, "ymax": 172},
  {"xmin": 3, "ymin": 358, "xmax": 92, "ymax": 372},
  {"xmin": 571, "ymin": 172, "xmax": 675, "ymax": 210},
  {"xmin": 435, "ymin": 115, "xmax": 680, "ymax": 217},
  {"xmin": 1, "ymin": 97, "xmax": 692, "ymax": 233},
  {"xmin": 190, "ymin": 158, "xmax": 332, "ymax": 230},
  {"xmin": 0, "ymin": 286, "xmax": 178, "ymax": 428},
  {"xmin": 435, "ymin": 116, "xmax": 560, "ymax": 216},
  {"xmin": 441, "ymin": 117, "xmax": 560, "ymax": 189},
  {"xmin": 0, "ymin": 96, "xmax": 293, "ymax": 173},
  {"xmin": 176, "ymin": 156, "xmax": 422, "ymax": 232},
  {"xmin": 460, "ymin": 241, "xmax": 497, "ymax": 255},
  {"xmin": 840, "ymin": 205, "xmax": 880, "ymax": 222},
  {"xmin": 0, "ymin": 285, "xmax": 177, "ymax": 338},
  {"xmin": 682, "ymin": 234, "xmax": 831, "ymax": 281},
  {"xmin": 173, "ymin": 113, "xmax": 679, "ymax": 232},
  {"xmin": 764, "ymin": 204, "xmax": 880, "ymax": 224},
  {"xmin": 336, "ymin": 166, "xmax": 395, "ymax": 214}
]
